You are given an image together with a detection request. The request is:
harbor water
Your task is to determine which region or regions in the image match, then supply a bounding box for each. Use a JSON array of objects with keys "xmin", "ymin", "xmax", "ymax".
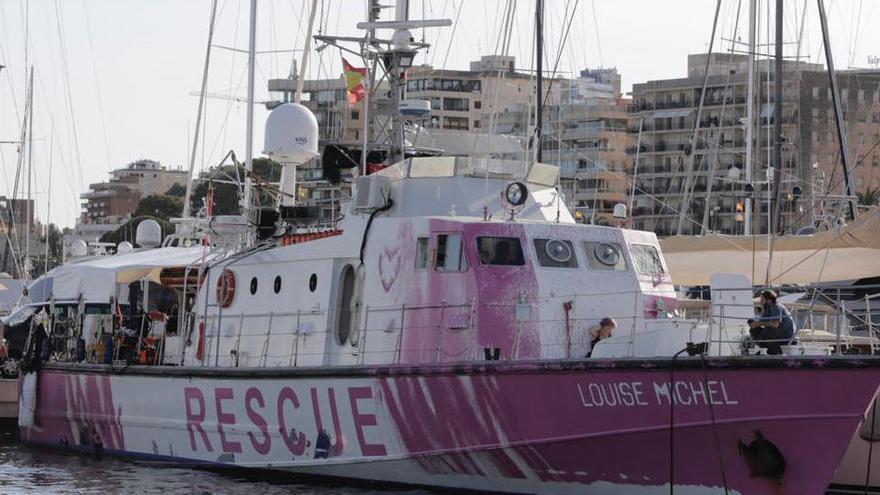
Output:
[{"xmin": 0, "ymin": 421, "xmax": 435, "ymax": 495}]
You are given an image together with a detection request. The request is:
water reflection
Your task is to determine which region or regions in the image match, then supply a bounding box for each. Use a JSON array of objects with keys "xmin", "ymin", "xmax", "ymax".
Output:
[{"xmin": 0, "ymin": 421, "xmax": 433, "ymax": 495}]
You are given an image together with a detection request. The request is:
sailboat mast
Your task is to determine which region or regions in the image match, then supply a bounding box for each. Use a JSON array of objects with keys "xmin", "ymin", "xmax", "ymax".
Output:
[
  {"xmin": 817, "ymin": 0, "xmax": 858, "ymax": 221},
  {"xmin": 294, "ymin": 0, "xmax": 319, "ymax": 105},
  {"xmin": 770, "ymin": 0, "xmax": 784, "ymax": 234},
  {"xmin": 744, "ymin": 0, "xmax": 756, "ymax": 235},
  {"xmin": 242, "ymin": 0, "xmax": 258, "ymax": 218},
  {"xmin": 535, "ymin": 0, "xmax": 543, "ymax": 163},
  {"xmin": 25, "ymin": 66, "xmax": 33, "ymax": 279},
  {"xmin": 183, "ymin": 0, "xmax": 219, "ymax": 219}
]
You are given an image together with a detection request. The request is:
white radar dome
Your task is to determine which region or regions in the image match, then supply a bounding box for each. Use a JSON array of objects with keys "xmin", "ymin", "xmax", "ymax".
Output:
[
  {"xmin": 136, "ymin": 219, "xmax": 162, "ymax": 248},
  {"xmin": 117, "ymin": 241, "xmax": 134, "ymax": 254},
  {"xmin": 263, "ymin": 103, "xmax": 319, "ymax": 163},
  {"xmin": 69, "ymin": 239, "xmax": 88, "ymax": 258}
]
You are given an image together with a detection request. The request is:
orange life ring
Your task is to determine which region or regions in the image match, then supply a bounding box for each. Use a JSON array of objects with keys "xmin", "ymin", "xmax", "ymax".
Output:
[{"xmin": 216, "ymin": 269, "xmax": 235, "ymax": 308}]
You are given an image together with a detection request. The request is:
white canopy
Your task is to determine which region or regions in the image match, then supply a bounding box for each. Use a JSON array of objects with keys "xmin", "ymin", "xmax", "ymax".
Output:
[
  {"xmin": 34, "ymin": 247, "xmax": 216, "ymax": 304},
  {"xmin": 660, "ymin": 206, "xmax": 880, "ymax": 286}
]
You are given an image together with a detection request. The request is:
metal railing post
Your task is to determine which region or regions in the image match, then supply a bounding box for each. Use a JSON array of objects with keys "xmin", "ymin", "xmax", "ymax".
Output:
[
  {"xmin": 359, "ymin": 306, "xmax": 370, "ymax": 365},
  {"xmin": 395, "ymin": 303, "xmax": 406, "ymax": 364},
  {"xmin": 435, "ymin": 303, "xmax": 446, "ymax": 363},
  {"xmin": 291, "ymin": 309, "xmax": 301, "ymax": 367},
  {"xmin": 261, "ymin": 312, "xmax": 274, "ymax": 367}
]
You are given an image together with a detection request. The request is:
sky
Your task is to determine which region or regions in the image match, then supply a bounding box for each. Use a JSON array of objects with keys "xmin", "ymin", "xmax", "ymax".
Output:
[{"xmin": 0, "ymin": 0, "xmax": 878, "ymax": 228}]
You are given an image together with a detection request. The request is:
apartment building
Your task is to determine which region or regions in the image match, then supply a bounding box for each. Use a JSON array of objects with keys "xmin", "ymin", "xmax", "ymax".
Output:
[
  {"xmin": 77, "ymin": 159, "xmax": 187, "ymax": 240},
  {"xmin": 492, "ymin": 67, "xmax": 633, "ymax": 224},
  {"xmin": 630, "ymin": 53, "xmax": 880, "ymax": 236},
  {"xmin": 630, "ymin": 54, "xmax": 824, "ymax": 236}
]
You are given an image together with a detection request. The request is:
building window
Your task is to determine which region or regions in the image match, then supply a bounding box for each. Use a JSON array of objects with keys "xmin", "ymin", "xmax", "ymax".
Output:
[
  {"xmin": 474, "ymin": 101, "xmax": 482, "ymax": 109},
  {"xmin": 351, "ymin": 111, "xmax": 360, "ymax": 120},
  {"xmin": 473, "ymin": 120, "xmax": 481, "ymax": 128},
  {"xmin": 440, "ymin": 79, "xmax": 462, "ymax": 91},
  {"xmin": 442, "ymin": 117, "xmax": 469, "ymax": 130},
  {"xmin": 443, "ymin": 98, "xmax": 469, "ymax": 111},
  {"xmin": 463, "ymin": 80, "xmax": 481, "ymax": 92}
]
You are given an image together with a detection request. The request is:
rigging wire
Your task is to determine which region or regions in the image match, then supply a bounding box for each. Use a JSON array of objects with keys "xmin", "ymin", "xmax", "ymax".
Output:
[
  {"xmin": 589, "ymin": 0, "xmax": 603, "ymax": 68},
  {"xmin": 82, "ymin": 0, "xmax": 113, "ymax": 172},
  {"xmin": 52, "ymin": 0, "xmax": 86, "ymax": 193},
  {"xmin": 440, "ymin": 0, "xmax": 463, "ymax": 70}
]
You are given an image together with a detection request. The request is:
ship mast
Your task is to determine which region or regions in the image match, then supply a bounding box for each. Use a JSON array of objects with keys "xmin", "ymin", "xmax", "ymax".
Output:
[
  {"xmin": 314, "ymin": 0, "xmax": 450, "ymax": 167},
  {"xmin": 535, "ymin": 0, "xmax": 544, "ymax": 163},
  {"xmin": 769, "ymin": 0, "xmax": 784, "ymax": 234},
  {"xmin": 744, "ymin": 0, "xmax": 756, "ymax": 235},
  {"xmin": 242, "ymin": 0, "xmax": 258, "ymax": 223},
  {"xmin": 817, "ymin": 0, "xmax": 858, "ymax": 221},
  {"xmin": 182, "ymin": 0, "xmax": 219, "ymax": 220}
]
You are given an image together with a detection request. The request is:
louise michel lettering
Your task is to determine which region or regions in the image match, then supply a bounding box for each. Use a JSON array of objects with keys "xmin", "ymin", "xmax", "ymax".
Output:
[{"xmin": 577, "ymin": 380, "xmax": 739, "ymax": 408}]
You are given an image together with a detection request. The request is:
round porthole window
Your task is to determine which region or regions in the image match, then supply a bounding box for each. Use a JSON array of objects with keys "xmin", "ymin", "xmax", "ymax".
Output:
[
  {"xmin": 545, "ymin": 240, "xmax": 572, "ymax": 263},
  {"xmin": 309, "ymin": 273, "xmax": 317, "ymax": 292},
  {"xmin": 274, "ymin": 275, "xmax": 282, "ymax": 294},
  {"xmin": 250, "ymin": 277, "xmax": 258, "ymax": 295},
  {"xmin": 595, "ymin": 243, "xmax": 621, "ymax": 266}
]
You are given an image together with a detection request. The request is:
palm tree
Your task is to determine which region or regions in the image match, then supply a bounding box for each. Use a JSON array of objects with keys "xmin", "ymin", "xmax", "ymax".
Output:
[{"xmin": 858, "ymin": 187, "xmax": 880, "ymax": 207}]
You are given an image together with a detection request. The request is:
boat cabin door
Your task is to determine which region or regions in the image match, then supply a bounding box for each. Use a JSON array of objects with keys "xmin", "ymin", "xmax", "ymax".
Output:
[{"xmin": 325, "ymin": 260, "xmax": 363, "ymax": 366}]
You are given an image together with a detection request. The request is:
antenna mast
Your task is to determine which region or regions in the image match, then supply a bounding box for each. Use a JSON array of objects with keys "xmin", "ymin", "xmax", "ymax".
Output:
[
  {"xmin": 535, "ymin": 0, "xmax": 544, "ymax": 163},
  {"xmin": 242, "ymin": 0, "xmax": 258, "ymax": 223}
]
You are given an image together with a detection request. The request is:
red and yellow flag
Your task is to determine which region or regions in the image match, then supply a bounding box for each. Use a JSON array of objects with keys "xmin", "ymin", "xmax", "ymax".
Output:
[{"xmin": 342, "ymin": 57, "xmax": 367, "ymax": 106}]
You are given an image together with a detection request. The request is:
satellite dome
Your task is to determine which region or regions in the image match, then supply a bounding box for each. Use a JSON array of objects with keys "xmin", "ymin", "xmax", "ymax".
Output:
[
  {"xmin": 117, "ymin": 241, "xmax": 134, "ymax": 254},
  {"xmin": 69, "ymin": 239, "xmax": 88, "ymax": 258},
  {"xmin": 136, "ymin": 219, "xmax": 162, "ymax": 248},
  {"xmin": 263, "ymin": 103, "xmax": 319, "ymax": 164}
]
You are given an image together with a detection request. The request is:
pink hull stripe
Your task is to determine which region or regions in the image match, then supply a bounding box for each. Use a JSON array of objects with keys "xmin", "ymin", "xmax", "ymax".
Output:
[{"xmin": 19, "ymin": 359, "xmax": 880, "ymax": 495}]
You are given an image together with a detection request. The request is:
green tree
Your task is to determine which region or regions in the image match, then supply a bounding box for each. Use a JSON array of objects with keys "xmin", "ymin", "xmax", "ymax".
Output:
[
  {"xmin": 135, "ymin": 194, "xmax": 183, "ymax": 220},
  {"xmin": 189, "ymin": 157, "xmax": 282, "ymax": 215},
  {"xmin": 165, "ymin": 183, "xmax": 187, "ymax": 198},
  {"xmin": 99, "ymin": 216, "xmax": 173, "ymax": 246},
  {"xmin": 858, "ymin": 187, "xmax": 880, "ymax": 207}
]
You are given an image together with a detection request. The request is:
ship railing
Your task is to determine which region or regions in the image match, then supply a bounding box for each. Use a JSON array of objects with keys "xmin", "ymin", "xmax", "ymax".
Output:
[
  {"xmin": 689, "ymin": 284, "xmax": 880, "ymax": 356},
  {"xmin": 38, "ymin": 285, "xmax": 880, "ymax": 367}
]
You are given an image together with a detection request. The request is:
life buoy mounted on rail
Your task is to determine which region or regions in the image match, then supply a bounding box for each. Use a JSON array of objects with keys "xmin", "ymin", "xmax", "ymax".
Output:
[{"xmin": 216, "ymin": 269, "xmax": 236, "ymax": 308}]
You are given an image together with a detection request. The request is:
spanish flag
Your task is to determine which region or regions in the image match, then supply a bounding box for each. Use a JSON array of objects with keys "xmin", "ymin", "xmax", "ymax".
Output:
[{"xmin": 342, "ymin": 57, "xmax": 367, "ymax": 107}]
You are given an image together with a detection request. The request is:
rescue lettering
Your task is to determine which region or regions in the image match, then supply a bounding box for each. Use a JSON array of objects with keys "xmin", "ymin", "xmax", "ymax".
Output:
[{"xmin": 182, "ymin": 385, "xmax": 387, "ymax": 459}]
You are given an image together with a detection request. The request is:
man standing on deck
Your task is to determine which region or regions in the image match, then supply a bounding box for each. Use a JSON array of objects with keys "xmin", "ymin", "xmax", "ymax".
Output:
[{"xmin": 748, "ymin": 289, "xmax": 796, "ymax": 355}]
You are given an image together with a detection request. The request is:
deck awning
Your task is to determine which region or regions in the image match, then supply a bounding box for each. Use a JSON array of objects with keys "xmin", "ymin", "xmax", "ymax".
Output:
[{"xmin": 31, "ymin": 247, "xmax": 217, "ymax": 304}]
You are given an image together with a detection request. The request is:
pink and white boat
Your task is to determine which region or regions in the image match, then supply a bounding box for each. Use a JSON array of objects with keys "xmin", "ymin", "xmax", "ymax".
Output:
[
  {"xmin": 15, "ymin": 153, "xmax": 880, "ymax": 495},
  {"xmin": 14, "ymin": 2, "xmax": 880, "ymax": 493}
]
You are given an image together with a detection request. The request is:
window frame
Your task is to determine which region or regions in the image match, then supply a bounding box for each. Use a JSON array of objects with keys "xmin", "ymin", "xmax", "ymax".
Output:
[
  {"xmin": 434, "ymin": 233, "xmax": 469, "ymax": 273},
  {"xmin": 533, "ymin": 238, "xmax": 579, "ymax": 268},
  {"xmin": 630, "ymin": 243, "xmax": 666, "ymax": 274},
  {"xmin": 415, "ymin": 237, "xmax": 430, "ymax": 269},
  {"xmin": 476, "ymin": 236, "xmax": 526, "ymax": 266},
  {"xmin": 583, "ymin": 241, "xmax": 628, "ymax": 272}
]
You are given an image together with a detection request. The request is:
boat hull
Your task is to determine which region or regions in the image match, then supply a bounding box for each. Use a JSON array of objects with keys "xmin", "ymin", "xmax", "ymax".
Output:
[{"xmin": 19, "ymin": 357, "xmax": 880, "ymax": 494}]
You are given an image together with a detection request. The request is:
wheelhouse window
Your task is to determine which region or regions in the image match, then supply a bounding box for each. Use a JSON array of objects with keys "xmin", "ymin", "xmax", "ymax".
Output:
[
  {"xmin": 533, "ymin": 239, "xmax": 578, "ymax": 268},
  {"xmin": 415, "ymin": 237, "xmax": 429, "ymax": 269},
  {"xmin": 477, "ymin": 237, "xmax": 525, "ymax": 266},
  {"xmin": 584, "ymin": 241, "xmax": 627, "ymax": 271},
  {"xmin": 631, "ymin": 244, "xmax": 665, "ymax": 273},
  {"xmin": 435, "ymin": 234, "xmax": 468, "ymax": 272}
]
